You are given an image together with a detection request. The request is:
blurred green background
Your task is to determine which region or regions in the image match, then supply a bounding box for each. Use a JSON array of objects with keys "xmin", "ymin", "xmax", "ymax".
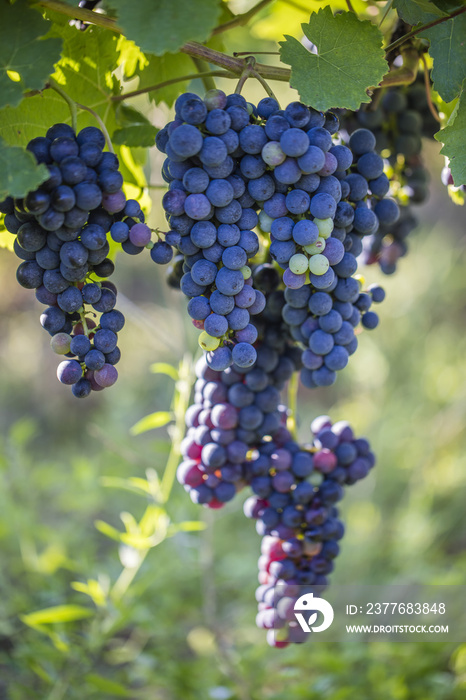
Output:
[{"xmin": 1, "ymin": 7, "xmax": 466, "ymax": 698}]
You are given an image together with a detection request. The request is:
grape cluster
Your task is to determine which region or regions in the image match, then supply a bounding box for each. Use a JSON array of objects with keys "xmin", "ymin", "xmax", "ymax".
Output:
[
  {"xmin": 339, "ymin": 78, "xmax": 433, "ymax": 273},
  {"xmin": 156, "ymin": 90, "xmax": 392, "ymax": 379},
  {"xmin": 177, "ymin": 285, "xmax": 301, "ymax": 507},
  {"xmin": 155, "ymin": 90, "xmax": 268, "ymax": 370},
  {"xmin": 0, "ymin": 123, "xmax": 149, "ymax": 396},
  {"xmin": 284, "ymin": 280, "xmax": 385, "ymax": 388},
  {"xmin": 246, "ymin": 415, "xmax": 375, "ymax": 647}
]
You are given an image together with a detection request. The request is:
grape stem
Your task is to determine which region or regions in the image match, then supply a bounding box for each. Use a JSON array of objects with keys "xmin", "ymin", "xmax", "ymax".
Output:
[
  {"xmin": 251, "ymin": 68, "xmax": 280, "ymax": 102},
  {"xmin": 191, "ymin": 57, "xmax": 217, "ymax": 91},
  {"xmin": 235, "ymin": 56, "xmax": 256, "ymax": 94},
  {"xmin": 384, "ymin": 5, "xmax": 466, "ymax": 53},
  {"xmin": 286, "ymin": 371, "xmax": 299, "ymax": 441},
  {"xmin": 420, "ymin": 54, "xmax": 441, "ymax": 123},
  {"xmin": 75, "ymin": 102, "xmax": 115, "ymax": 153},
  {"xmin": 345, "ymin": 0, "xmax": 356, "ymax": 13},
  {"xmin": 48, "ymin": 77, "xmax": 78, "ymax": 133}
]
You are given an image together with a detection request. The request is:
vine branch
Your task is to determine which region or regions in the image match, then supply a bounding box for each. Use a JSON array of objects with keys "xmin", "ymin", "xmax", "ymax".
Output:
[
  {"xmin": 111, "ymin": 71, "xmax": 235, "ymax": 102},
  {"xmin": 34, "ymin": 0, "xmax": 427, "ymax": 98},
  {"xmin": 384, "ymin": 6, "xmax": 466, "ymax": 53},
  {"xmin": 212, "ymin": 0, "xmax": 276, "ymax": 35}
]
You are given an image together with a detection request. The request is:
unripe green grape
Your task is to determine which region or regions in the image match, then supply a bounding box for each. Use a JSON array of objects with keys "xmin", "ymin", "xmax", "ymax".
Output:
[
  {"xmin": 304, "ymin": 237, "xmax": 326, "ymax": 255},
  {"xmin": 308, "ymin": 254, "xmax": 330, "ymax": 275},
  {"xmin": 314, "ymin": 218, "xmax": 334, "ymax": 239},
  {"xmin": 262, "ymin": 141, "xmax": 286, "ymax": 167},
  {"xmin": 50, "ymin": 332, "xmax": 72, "ymax": 355},
  {"xmin": 289, "ymin": 253, "xmax": 309, "ymax": 275},
  {"xmin": 241, "ymin": 266, "xmax": 252, "ymax": 279},
  {"xmin": 199, "ymin": 332, "xmax": 220, "ymax": 351},
  {"xmin": 259, "ymin": 210, "xmax": 274, "ymax": 233}
]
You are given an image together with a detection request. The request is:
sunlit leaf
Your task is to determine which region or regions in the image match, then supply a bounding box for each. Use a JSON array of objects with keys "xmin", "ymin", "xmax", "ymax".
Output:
[
  {"xmin": 435, "ymin": 81, "xmax": 466, "ymax": 185},
  {"xmin": 150, "ymin": 362, "xmax": 179, "ymax": 380},
  {"xmin": 279, "ymin": 8, "xmax": 388, "ymax": 111},
  {"xmin": 0, "ymin": 0, "xmax": 62, "ymax": 109},
  {"xmin": 130, "ymin": 411, "xmax": 174, "ymax": 436},
  {"xmin": 21, "ymin": 605, "xmax": 93, "ymax": 627}
]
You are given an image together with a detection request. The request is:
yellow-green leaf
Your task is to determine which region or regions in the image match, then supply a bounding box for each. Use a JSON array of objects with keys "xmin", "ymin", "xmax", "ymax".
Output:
[
  {"xmin": 130, "ymin": 411, "xmax": 173, "ymax": 436},
  {"xmin": 21, "ymin": 605, "xmax": 93, "ymax": 627}
]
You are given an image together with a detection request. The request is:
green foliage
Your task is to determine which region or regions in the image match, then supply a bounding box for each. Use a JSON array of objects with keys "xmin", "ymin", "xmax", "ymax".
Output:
[
  {"xmin": 108, "ymin": 0, "xmax": 222, "ymax": 55},
  {"xmin": 421, "ymin": 12, "xmax": 466, "ymax": 102},
  {"xmin": 393, "ymin": 0, "xmax": 445, "ymax": 24},
  {"xmin": 436, "ymin": 81, "xmax": 466, "ymax": 185},
  {"xmin": 0, "ymin": 0, "xmax": 62, "ymax": 109},
  {"xmin": 126, "ymin": 51, "xmax": 195, "ymax": 107},
  {"xmin": 0, "ymin": 137, "xmax": 49, "ymax": 199},
  {"xmin": 113, "ymin": 104, "xmax": 159, "ymax": 147},
  {"xmin": 279, "ymin": 8, "xmax": 388, "ymax": 111}
]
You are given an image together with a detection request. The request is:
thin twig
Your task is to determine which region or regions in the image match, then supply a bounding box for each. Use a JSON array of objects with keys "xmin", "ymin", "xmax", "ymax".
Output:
[
  {"xmin": 235, "ymin": 57, "xmax": 256, "ymax": 95},
  {"xmin": 212, "ymin": 0, "xmax": 276, "ymax": 35},
  {"xmin": 252, "ymin": 68, "xmax": 280, "ymax": 102},
  {"xmin": 420, "ymin": 54, "xmax": 441, "ymax": 123},
  {"xmin": 75, "ymin": 103, "xmax": 114, "ymax": 152},
  {"xmin": 345, "ymin": 0, "xmax": 356, "ymax": 13},
  {"xmin": 112, "ymin": 71, "xmax": 234, "ymax": 102},
  {"xmin": 34, "ymin": 0, "xmax": 122, "ymax": 32},
  {"xmin": 191, "ymin": 58, "xmax": 217, "ymax": 91},
  {"xmin": 233, "ymin": 51, "xmax": 280, "ymax": 56},
  {"xmin": 48, "ymin": 77, "xmax": 78, "ymax": 132},
  {"xmin": 384, "ymin": 6, "xmax": 466, "ymax": 54}
]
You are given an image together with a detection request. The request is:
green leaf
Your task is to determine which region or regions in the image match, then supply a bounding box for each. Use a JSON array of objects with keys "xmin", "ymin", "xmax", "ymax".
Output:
[
  {"xmin": 0, "ymin": 137, "xmax": 49, "ymax": 199},
  {"xmin": 113, "ymin": 104, "xmax": 158, "ymax": 147},
  {"xmin": 130, "ymin": 411, "xmax": 174, "ymax": 436},
  {"xmin": 168, "ymin": 521, "xmax": 207, "ymax": 535},
  {"xmin": 94, "ymin": 519, "xmax": 122, "ymax": 542},
  {"xmin": 150, "ymin": 362, "xmax": 179, "ymax": 380},
  {"xmin": 421, "ymin": 12, "xmax": 466, "ymax": 102},
  {"xmin": 108, "ymin": 0, "xmax": 222, "ymax": 55},
  {"xmin": 279, "ymin": 8, "xmax": 388, "ymax": 111},
  {"xmin": 393, "ymin": 0, "xmax": 444, "ymax": 24},
  {"xmin": 435, "ymin": 82, "xmax": 466, "ymax": 185},
  {"xmin": 86, "ymin": 675, "xmax": 131, "ymax": 697},
  {"xmin": 130, "ymin": 52, "xmax": 195, "ymax": 107},
  {"xmin": 21, "ymin": 605, "xmax": 93, "ymax": 627},
  {"xmin": 0, "ymin": 0, "xmax": 62, "ymax": 109}
]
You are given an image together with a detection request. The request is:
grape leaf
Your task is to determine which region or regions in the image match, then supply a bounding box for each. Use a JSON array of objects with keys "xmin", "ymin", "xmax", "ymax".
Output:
[
  {"xmin": 393, "ymin": 0, "xmax": 444, "ymax": 24},
  {"xmin": 421, "ymin": 12, "xmax": 466, "ymax": 102},
  {"xmin": 0, "ymin": 0, "xmax": 62, "ymax": 109},
  {"xmin": 113, "ymin": 105, "xmax": 158, "ymax": 147},
  {"xmin": 0, "ymin": 137, "xmax": 49, "ymax": 200},
  {"xmin": 279, "ymin": 8, "xmax": 388, "ymax": 111},
  {"xmin": 127, "ymin": 52, "xmax": 195, "ymax": 107},
  {"xmin": 435, "ymin": 81, "xmax": 466, "ymax": 186},
  {"xmin": 107, "ymin": 0, "xmax": 222, "ymax": 56}
]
